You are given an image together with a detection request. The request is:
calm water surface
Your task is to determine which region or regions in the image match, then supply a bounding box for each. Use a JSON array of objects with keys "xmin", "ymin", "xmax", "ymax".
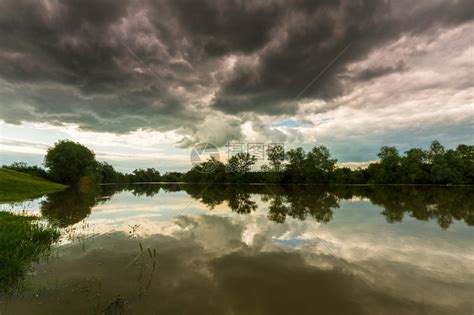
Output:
[{"xmin": 1, "ymin": 184, "xmax": 473, "ymax": 315}]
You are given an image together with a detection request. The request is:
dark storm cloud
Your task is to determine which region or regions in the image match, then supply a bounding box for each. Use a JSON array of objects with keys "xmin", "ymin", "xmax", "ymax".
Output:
[
  {"xmin": 0, "ymin": 0, "xmax": 472, "ymax": 132},
  {"xmin": 211, "ymin": 0, "xmax": 473, "ymax": 115},
  {"xmin": 0, "ymin": 0, "xmax": 130, "ymax": 84},
  {"xmin": 163, "ymin": 0, "xmax": 283, "ymax": 57}
]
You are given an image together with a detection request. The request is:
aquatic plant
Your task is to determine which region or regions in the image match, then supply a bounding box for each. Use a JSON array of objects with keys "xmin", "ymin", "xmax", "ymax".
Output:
[{"xmin": 0, "ymin": 211, "xmax": 60, "ymax": 294}]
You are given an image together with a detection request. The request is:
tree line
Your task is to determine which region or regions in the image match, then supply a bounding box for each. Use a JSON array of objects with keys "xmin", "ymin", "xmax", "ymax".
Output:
[
  {"xmin": 2, "ymin": 139, "xmax": 473, "ymax": 185},
  {"xmin": 183, "ymin": 140, "xmax": 473, "ymax": 185}
]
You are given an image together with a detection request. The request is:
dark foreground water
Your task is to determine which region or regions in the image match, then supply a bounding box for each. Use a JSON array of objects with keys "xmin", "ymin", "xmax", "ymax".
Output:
[{"xmin": 1, "ymin": 184, "xmax": 473, "ymax": 315}]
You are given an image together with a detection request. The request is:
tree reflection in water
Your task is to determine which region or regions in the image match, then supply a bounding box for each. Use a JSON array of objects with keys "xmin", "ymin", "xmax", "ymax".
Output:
[
  {"xmin": 129, "ymin": 184, "xmax": 161, "ymax": 197},
  {"xmin": 41, "ymin": 184, "xmax": 106, "ymax": 227},
  {"xmin": 174, "ymin": 184, "xmax": 473, "ymax": 229},
  {"xmin": 363, "ymin": 186, "xmax": 474, "ymax": 229},
  {"xmin": 40, "ymin": 183, "xmax": 473, "ymax": 229}
]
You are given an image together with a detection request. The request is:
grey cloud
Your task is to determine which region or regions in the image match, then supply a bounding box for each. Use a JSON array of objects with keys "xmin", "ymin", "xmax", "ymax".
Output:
[
  {"xmin": 354, "ymin": 60, "xmax": 407, "ymax": 81},
  {"xmin": 0, "ymin": 138, "xmax": 49, "ymax": 150},
  {"xmin": 211, "ymin": 0, "xmax": 473, "ymax": 115},
  {"xmin": 0, "ymin": 0, "xmax": 209, "ymax": 133},
  {"xmin": 0, "ymin": 80, "xmax": 200, "ymax": 133},
  {"xmin": 245, "ymin": 115, "xmax": 290, "ymax": 143},
  {"xmin": 162, "ymin": 0, "xmax": 283, "ymax": 58},
  {"xmin": 175, "ymin": 136, "xmax": 197, "ymax": 149},
  {"xmin": 0, "ymin": 0, "xmax": 472, "ymax": 136}
]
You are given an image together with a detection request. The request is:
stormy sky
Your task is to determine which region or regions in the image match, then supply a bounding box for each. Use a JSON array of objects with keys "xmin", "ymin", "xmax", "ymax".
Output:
[{"xmin": 0, "ymin": 0, "xmax": 473, "ymax": 171}]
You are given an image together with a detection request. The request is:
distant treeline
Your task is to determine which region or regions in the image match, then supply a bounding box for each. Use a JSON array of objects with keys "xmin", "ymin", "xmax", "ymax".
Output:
[
  {"xmin": 178, "ymin": 140, "xmax": 473, "ymax": 185},
  {"xmin": 2, "ymin": 139, "xmax": 473, "ymax": 185}
]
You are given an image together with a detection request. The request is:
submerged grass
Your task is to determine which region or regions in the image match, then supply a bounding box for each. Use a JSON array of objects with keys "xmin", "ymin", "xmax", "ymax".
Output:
[
  {"xmin": 0, "ymin": 169, "xmax": 66, "ymax": 202},
  {"xmin": 0, "ymin": 211, "xmax": 60, "ymax": 293}
]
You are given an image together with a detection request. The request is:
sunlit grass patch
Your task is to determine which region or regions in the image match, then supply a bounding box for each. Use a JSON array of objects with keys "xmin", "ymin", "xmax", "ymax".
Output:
[{"xmin": 0, "ymin": 169, "xmax": 66, "ymax": 202}]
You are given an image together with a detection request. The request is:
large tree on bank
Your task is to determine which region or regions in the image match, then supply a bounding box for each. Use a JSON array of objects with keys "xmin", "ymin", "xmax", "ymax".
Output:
[{"xmin": 44, "ymin": 140, "xmax": 97, "ymax": 185}]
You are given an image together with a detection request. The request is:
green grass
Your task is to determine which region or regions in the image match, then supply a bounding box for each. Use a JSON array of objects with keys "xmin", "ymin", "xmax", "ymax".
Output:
[
  {"xmin": 0, "ymin": 169, "xmax": 66, "ymax": 202},
  {"xmin": 0, "ymin": 211, "xmax": 60, "ymax": 293}
]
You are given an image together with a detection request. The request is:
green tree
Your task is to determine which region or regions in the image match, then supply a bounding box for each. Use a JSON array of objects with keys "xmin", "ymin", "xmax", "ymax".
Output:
[
  {"xmin": 332, "ymin": 167, "xmax": 352, "ymax": 184},
  {"xmin": 373, "ymin": 146, "xmax": 401, "ymax": 183},
  {"xmin": 283, "ymin": 148, "xmax": 306, "ymax": 183},
  {"xmin": 44, "ymin": 140, "xmax": 97, "ymax": 185},
  {"xmin": 97, "ymin": 161, "xmax": 119, "ymax": 183},
  {"xmin": 306, "ymin": 146, "xmax": 337, "ymax": 172},
  {"xmin": 455, "ymin": 144, "xmax": 474, "ymax": 183},
  {"xmin": 160, "ymin": 172, "xmax": 183, "ymax": 182},
  {"xmin": 132, "ymin": 168, "xmax": 161, "ymax": 182},
  {"xmin": 427, "ymin": 140, "xmax": 448, "ymax": 184},
  {"xmin": 440, "ymin": 144, "xmax": 474, "ymax": 184},
  {"xmin": 285, "ymin": 148, "xmax": 306, "ymax": 171},
  {"xmin": 428, "ymin": 140, "xmax": 445, "ymax": 158},
  {"xmin": 304, "ymin": 145, "xmax": 337, "ymax": 183},
  {"xmin": 267, "ymin": 145, "xmax": 285, "ymax": 172},
  {"xmin": 227, "ymin": 153, "xmax": 257, "ymax": 173},
  {"xmin": 184, "ymin": 157, "xmax": 226, "ymax": 183},
  {"xmin": 401, "ymin": 148, "xmax": 428, "ymax": 184}
]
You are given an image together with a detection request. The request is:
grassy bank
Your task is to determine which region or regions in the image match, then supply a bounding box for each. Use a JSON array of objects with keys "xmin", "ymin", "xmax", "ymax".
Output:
[
  {"xmin": 0, "ymin": 169, "xmax": 66, "ymax": 202},
  {"xmin": 0, "ymin": 211, "xmax": 60, "ymax": 293}
]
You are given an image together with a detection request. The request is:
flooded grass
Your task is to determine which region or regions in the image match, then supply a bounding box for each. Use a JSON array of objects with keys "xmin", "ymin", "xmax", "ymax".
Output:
[{"xmin": 0, "ymin": 211, "xmax": 60, "ymax": 294}]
